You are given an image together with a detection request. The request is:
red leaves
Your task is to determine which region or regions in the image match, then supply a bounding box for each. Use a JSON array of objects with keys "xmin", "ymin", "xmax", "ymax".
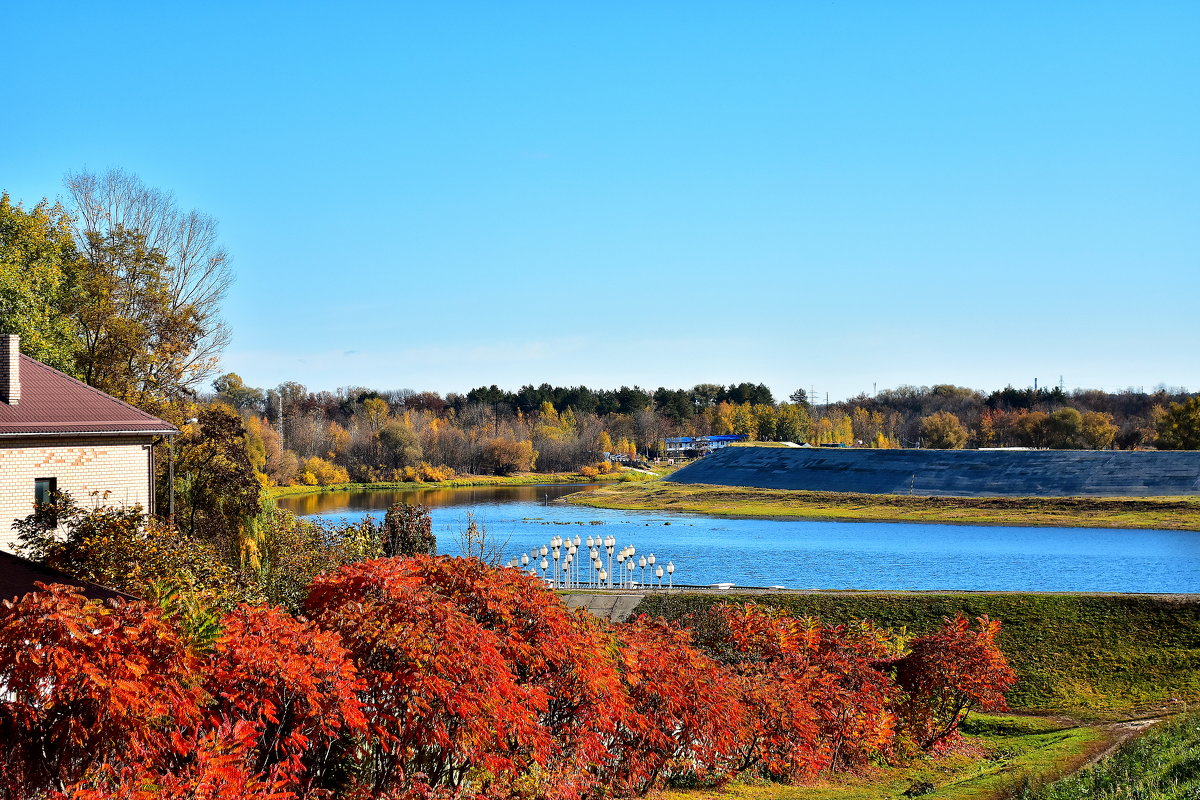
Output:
[
  {"xmin": 305, "ymin": 557, "xmax": 546, "ymax": 794},
  {"xmin": 890, "ymin": 614, "xmax": 1019, "ymax": 749},
  {"xmin": 1, "ymin": 569, "xmax": 1021, "ymax": 800},
  {"xmin": 610, "ymin": 617, "xmax": 748, "ymax": 795},
  {"xmin": 685, "ymin": 603, "xmax": 897, "ymax": 780},
  {"xmin": 0, "ymin": 584, "xmax": 203, "ymax": 798},
  {"xmin": 206, "ymin": 605, "xmax": 367, "ymax": 788}
]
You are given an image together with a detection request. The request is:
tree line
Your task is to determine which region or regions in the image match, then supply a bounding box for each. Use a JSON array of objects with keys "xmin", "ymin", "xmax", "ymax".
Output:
[{"xmin": 205, "ymin": 373, "xmax": 1199, "ymax": 488}]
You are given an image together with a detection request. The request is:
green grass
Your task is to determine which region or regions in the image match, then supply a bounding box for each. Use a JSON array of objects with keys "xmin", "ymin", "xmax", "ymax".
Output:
[
  {"xmin": 636, "ymin": 593, "xmax": 1200, "ymax": 717},
  {"xmin": 1011, "ymin": 713, "xmax": 1200, "ymax": 799},
  {"xmin": 664, "ymin": 714, "xmax": 1108, "ymax": 800},
  {"xmin": 565, "ymin": 482, "xmax": 1200, "ymax": 531}
]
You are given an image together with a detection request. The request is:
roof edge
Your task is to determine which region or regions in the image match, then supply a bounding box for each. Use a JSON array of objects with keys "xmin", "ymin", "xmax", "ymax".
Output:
[{"xmin": 14, "ymin": 354, "xmax": 180, "ymax": 433}]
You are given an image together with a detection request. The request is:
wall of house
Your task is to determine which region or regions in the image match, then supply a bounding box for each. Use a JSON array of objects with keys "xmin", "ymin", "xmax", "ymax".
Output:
[{"xmin": 0, "ymin": 436, "xmax": 154, "ymax": 552}]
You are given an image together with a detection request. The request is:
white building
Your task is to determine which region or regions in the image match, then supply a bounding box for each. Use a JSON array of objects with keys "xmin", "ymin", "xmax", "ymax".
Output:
[{"xmin": 0, "ymin": 335, "xmax": 177, "ymax": 552}]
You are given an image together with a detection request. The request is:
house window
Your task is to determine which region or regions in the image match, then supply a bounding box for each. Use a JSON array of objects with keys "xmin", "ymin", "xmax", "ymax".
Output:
[
  {"xmin": 34, "ymin": 477, "xmax": 59, "ymax": 526},
  {"xmin": 34, "ymin": 477, "xmax": 57, "ymax": 506}
]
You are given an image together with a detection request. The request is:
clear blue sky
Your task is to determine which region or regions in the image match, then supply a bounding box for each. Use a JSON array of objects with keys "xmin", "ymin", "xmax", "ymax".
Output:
[{"xmin": 3, "ymin": 2, "xmax": 1197, "ymax": 401}]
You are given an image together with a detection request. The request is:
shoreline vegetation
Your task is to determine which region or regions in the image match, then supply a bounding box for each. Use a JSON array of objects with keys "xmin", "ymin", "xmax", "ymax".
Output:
[
  {"xmin": 563, "ymin": 481, "xmax": 1200, "ymax": 531},
  {"xmin": 267, "ymin": 468, "xmax": 653, "ymax": 499}
]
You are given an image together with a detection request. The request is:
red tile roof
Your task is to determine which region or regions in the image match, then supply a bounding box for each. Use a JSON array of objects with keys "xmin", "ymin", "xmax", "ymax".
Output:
[{"xmin": 0, "ymin": 356, "xmax": 178, "ymax": 437}]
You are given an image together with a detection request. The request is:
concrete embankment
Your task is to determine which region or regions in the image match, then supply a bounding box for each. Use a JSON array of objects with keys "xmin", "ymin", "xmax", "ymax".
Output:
[{"xmin": 668, "ymin": 446, "xmax": 1200, "ymax": 497}]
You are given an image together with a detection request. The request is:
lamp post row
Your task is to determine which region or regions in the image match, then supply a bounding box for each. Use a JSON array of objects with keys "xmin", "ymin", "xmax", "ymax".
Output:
[{"xmin": 507, "ymin": 534, "xmax": 675, "ymax": 590}]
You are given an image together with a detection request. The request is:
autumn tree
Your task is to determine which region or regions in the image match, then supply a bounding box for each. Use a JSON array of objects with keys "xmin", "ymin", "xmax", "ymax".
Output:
[
  {"xmin": 0, "ymin": 586, "xmax": 204, "ymax": 799},
  {"xmin": 0, "ymin": 193, "xmax": 80, "ymax": 373},
  {"xmin": 304, "ymin": 558, "xmax": 544, "ymax": 795},
  {"xmin": 920, "ymin": 411, "xmax": 968, "ymax": 449},
  {"xmin": 171, "ymin": 405, "xmax": 263, "ymax": 564},
  {"xmin": 889, "ymin": 615, "xmax": 1017, "ymax": 749},
  {"xmin": 380, "ymin": 502, "xmax": 437, "ymax": 557},
  {"xmin": 1080, "ymin": 410, "xmax": 1118, "ymax": 450},
  {"xmin": 69, "ymin": 225, "xmax": 204, "ymax": 419},
  {"xmin": 1155, "ymin": 396, "xmax": 1200, "ymax": 450},
  {"xmin": 213, "ymin": 373, "xmax": 265, "ymax": 412},
  {"xmin": 610, "ymin": 617, "xmax": 747, "ymax": 794},
  {"xmin": 204, "ymin": 604, "xmax": 366, "ymax": 791},
  {"xmin": 65, "ymin": 168, "xmax": 232, "ymax": 401}
]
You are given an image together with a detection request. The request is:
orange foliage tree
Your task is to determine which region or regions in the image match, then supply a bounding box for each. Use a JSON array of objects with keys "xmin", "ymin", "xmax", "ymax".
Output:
[
  {"xmin": 0, "ymin": 585, "xmax": 204, "ymax": 799},
  {"xmin": 889, "ymin": 614, "xmax": 1018, "ymax": 749}
]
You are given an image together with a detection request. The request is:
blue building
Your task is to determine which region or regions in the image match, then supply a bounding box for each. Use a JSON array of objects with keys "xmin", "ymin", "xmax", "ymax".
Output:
[{"xmin": 663, "ymin": 434, "xmax": 747, "ymax": 456}]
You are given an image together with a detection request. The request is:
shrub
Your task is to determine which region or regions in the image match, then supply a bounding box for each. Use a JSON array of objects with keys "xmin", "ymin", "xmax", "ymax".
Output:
[
  {"xmin": 889, "ymin": 615, "xmax": 1018, "ymax": 749},
  {"xmin": 0, "ymin": 586, "xmax": 203, "ymax": 798}
]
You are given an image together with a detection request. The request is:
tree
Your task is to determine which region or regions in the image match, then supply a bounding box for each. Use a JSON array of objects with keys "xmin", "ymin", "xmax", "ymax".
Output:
[
  {"xmin": 1044, "ymin": 408, "xmax": 1084, "ymax": 449},
  {"xmin": 70, "ymin": 225, "xmax": 204, "ymax": 419},
  {"xmin": 610, "ymin": 617, "xmax": 747, "ymax": 794},
  {"xmin": 0, "ymin": 586, "xmax": 204, "ymax": 798},
  {"xmin": 64, "ymin": 168, "xmax": 231, "ymax": 395},
  {"xmin": 1155, "ymin": 396, "xmax": 1200, "ymax": 450},
  {"xmin": 172, "ymin": 406, "xmax": 263, "ymax": 563},
  {"xmin": 304, "ymin": 558, "xmax": 543, "ymax": 795},
  {"xmin": 213, "ymin": 373, "xmax": 265, "ymax": 412},
  {"xmin": 205, "ymin": 604, "xmax": 366, "ymax": 791},
  {"xmin": 0, "ymin": 193, "xmax": 80, "ymax": 373},
  {"xmin": 890, "ymin": 615, "xmax": 1017, "ymax": 749},
  {"xmin": 1080, "ymin": 411, "xmax": 1118, "ymax": 450},
  {"xmin": 380, "ymin": 502, "xmax": 436, "ymax": 557},
  {"xmin": 919, "ymin": 411, "xmax": 968, "ymax": 449}
]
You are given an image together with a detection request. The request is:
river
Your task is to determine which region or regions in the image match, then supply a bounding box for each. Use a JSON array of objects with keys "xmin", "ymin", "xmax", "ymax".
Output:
[{"xmin": 277, "ymin": 485, "xmax": 1200, "ymax": 593}]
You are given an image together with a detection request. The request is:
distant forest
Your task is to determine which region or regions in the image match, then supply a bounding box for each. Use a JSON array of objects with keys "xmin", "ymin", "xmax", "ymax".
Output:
[{"xmin": 208, "ymin": 375, "xmax": 1197, "ymax": 486}]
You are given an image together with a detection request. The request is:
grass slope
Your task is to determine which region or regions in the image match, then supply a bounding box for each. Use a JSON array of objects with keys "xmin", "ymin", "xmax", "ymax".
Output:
[
  {"xmin": 567, "ymin": 482, "xmax": 1200, "ymax": 530},
  {"xmin": 667, "ymin": 714, "xmax": 1109, "ymax": 800},
  {"xmin": 636, "ymin": 593, "xmax": 1200, "ymax": 717},
  {"xmin": 1012, "ymin": 713, "xmax": 1200, "ymax": 800}
]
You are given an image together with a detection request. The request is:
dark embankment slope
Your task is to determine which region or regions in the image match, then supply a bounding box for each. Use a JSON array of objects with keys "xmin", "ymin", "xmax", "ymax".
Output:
[
  {"xmin": 668, "ymin": 447, "xmax": 1200, "ymax": 497},
  {"xmin": 636, "ymin": 592, "xmax": 1200, "ymax": 717}
]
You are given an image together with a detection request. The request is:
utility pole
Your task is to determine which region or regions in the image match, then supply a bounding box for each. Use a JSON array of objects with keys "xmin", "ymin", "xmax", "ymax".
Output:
[{"xmin": 277, "ymin": 392, "xmax": 285, "ymax": 448}]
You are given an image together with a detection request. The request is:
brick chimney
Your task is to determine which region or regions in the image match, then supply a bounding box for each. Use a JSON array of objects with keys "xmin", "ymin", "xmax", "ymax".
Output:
[{"xmin": 0, "ymin": 334, "xmax": 20, "ymax": 406}]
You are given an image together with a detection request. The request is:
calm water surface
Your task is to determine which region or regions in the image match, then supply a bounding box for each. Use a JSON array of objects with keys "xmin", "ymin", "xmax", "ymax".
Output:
[{"xmin": 278, "ymin": 485, "xmax": 1200, "ymax": 593}]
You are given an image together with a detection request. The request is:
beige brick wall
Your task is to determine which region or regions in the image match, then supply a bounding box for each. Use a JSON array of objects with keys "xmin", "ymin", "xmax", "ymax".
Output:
[{"xmin": 0, "ymin": 436, "xmax": 154, "ymax": 553}]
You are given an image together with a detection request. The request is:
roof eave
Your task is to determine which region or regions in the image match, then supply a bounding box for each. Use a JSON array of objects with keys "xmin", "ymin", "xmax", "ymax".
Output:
[{"xmin": 0, "ymin": 428, "xmax": 180, "ymax": 438}]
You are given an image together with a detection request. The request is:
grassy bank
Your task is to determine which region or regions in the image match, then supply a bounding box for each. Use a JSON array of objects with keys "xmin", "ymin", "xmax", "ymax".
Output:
[
  {"xmin": 665, "ymin": 714, "xmax": 1110, "ymax": 800},
  {"xmin": 636, "ymin": 592, "xmax": 1200, "ymax": 717},
  {"xmin": 566, "ymin": 482, "xmax": 1200, "ymax": 530},
  {"xmin": 1011, "ymin": 713, "xmax": 1200, "ymax": 800},
  {"xmin": 268, "ymin": 469, "xmax": 652, "ymax": 499}
]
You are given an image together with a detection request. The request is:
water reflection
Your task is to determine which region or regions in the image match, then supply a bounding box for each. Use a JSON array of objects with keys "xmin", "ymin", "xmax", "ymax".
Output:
[
  {"xmin": 277, "ymin": 485, "xmax": 1200, "ymax": 593},
  {"xmin": 277, "ymin": 484, "xmax": 597, "ymax": 517}
]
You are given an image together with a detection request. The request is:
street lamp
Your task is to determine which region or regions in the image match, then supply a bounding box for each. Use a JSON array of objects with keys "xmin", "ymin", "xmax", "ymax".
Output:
[{"xmin": 666, "ymin": 561, "xmax": 674, "ymax": 589}]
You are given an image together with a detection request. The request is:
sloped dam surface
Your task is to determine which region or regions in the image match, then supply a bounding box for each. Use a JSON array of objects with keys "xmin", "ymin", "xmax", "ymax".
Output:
[{"xmin": 667, "ymin": 447, "xmax": 1200, "ymax": 497}]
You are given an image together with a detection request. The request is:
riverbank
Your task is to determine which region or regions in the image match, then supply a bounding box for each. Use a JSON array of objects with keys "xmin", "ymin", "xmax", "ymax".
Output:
[
  {"xmin": 565, "ymin": 481, "xmax": 1200, "ymax": 530},
  {"xmin": 268, "ymin": 469, "xmax": 652, "ymax": 500}
]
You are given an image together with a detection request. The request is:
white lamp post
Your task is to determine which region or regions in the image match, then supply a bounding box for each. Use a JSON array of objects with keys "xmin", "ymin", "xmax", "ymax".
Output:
[
  {"xmin": 656, "ymin": 565, "xmax": 664, "ymax": 587},
  {"xmin": 666, "ymin": 561, "xmax": 674, "ymax": 589}
]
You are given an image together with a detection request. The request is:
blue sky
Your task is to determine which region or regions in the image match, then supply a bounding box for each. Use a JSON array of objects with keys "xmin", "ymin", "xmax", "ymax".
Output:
[{"xmin": 3, "ymin": 2, "xmax": 1197, "ymax": 401}]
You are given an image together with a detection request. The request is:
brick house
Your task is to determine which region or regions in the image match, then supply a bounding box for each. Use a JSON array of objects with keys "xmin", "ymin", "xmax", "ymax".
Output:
[{"xmin": 0, "ymin": 334, "xmax": 178, "ymax": 553}]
